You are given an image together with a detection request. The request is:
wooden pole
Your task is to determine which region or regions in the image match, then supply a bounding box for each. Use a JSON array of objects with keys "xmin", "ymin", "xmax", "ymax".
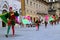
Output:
[{"xmin": 21, "ymin": 0, "xmax": 25, "ymax": 16}]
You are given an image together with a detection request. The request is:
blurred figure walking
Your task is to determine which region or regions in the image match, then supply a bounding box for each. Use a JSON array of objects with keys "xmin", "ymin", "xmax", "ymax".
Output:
[
  {"xmin": 44, "ymin": 14, "xmax": 49, "ymax": 28},
  {"xmin": 35, "ymin": 19, "xmax": 40, "ymax": 31}
]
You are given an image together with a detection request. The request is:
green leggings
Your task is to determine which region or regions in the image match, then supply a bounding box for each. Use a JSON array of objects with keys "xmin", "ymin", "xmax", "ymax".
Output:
[
  {"xmin": 7, "ymin": 26, "xmax": 11, "ymax": 35},
  {"xmin": 7, "ymin": 25, "xmax": 15, "ymax": 35}
]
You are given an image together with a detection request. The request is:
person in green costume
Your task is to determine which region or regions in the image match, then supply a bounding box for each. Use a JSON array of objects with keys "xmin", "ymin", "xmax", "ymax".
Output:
[
  {"xmin": 49, "ymin": 15, "xmax": 54, "ymax": 25},
  {"xmin": 2, "ymin": 10, "xmax": 7, "ymax": 27}
]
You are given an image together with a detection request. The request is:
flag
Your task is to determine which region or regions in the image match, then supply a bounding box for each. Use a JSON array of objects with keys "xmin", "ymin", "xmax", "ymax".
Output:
[
  {"xmin": 49, "ymin": 16, "xmax": 54, "ymax": 22},
  {"xmin": 0, "ymin": 13, "xmax": 8, "ymax": 24}
]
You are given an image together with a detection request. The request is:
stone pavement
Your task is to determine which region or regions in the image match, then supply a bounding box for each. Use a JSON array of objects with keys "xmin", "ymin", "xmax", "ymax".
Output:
[{"xmin": 0, "ymin": 24, "xmax": 60, "ymax": 40}]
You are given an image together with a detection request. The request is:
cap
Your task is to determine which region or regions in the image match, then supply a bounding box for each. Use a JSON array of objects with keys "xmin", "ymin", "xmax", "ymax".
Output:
[{"xmin": 9, "ymin": 7, "xmax": 12, "ymax": 9}]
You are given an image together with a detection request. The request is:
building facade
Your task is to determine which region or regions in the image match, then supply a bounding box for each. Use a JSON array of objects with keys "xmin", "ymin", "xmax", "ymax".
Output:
[
  {"xmin": 24, "ymin": 0, "xmax": 49, "ymax": 21},
  {"xmin": 48, "ymin": 0, "xmax": 60, "ymax": 16}
]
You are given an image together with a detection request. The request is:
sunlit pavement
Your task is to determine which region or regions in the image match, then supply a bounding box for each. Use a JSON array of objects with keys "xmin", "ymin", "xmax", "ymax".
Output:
[{"xmin": 0, "ymin": 24, "xmax": 60, "ymax": 40}]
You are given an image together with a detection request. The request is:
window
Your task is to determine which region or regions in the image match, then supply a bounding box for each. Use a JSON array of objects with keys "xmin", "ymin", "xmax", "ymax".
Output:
[
  {"xmin": 50, "ymin": 0, "xmax": 53, "ymax": 2},
  {"xmin": 34, "ymin": 3, "xmax": 35, "ymax": 6},
  {"xmin": 27, "ymin": 10, "xmax": 29, "ymax": 12},
  {"xmin": 39, "ymin": 5, "xmax": 40, "ymax": 7},
  {"xmin": 3, "ymin": 4, "xmax": 8, "ymax": 9},
  {"xmin": 53, "ymin": 0, "xmax": 55, "ymax": 2},
  {"xmin": 30, "ymin": 1, "xmax": 32, "ymax": 6},
  {"xmin": 27, "ymin": 0, "xmax": 28, "ymax": 4},
  {"xmin": 36, "ymin": 4, "xmax": 38, "ymax": 8},
  {"xmin": 49, "ymin": 0, "xmax": 55, "ymax": 2},
  {"xmin": 34, "ymin": 12, "xmax": 35, "ymax": 13},
  {"xmin": 31, "ymin": 11, "xmax": 32, "ymax": 13},
  {"xmin": 33, "ymin": 0, "xmax": 34, "ymax": 1}
]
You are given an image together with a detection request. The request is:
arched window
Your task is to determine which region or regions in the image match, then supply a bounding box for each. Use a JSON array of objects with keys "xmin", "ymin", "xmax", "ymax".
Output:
[
  {"xmin": 3, "ymin": 4, "xmax": 8, "ymax": 9},
  {"xmin": 2, "ymin": 1, "xmax": 9, "ymax": 9}
]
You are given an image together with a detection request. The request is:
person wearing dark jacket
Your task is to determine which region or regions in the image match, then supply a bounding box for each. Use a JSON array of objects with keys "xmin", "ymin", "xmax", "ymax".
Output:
[{"xmin": 35, "ymin": 19, "xmax": 40, "ymax": 31}]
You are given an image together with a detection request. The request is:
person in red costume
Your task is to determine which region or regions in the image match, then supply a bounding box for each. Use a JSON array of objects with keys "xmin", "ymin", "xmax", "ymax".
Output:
[
  {"xmin": 52, "ymin": 14, "xmax": 56, "ymax": 25},
  {"xmin": 5, "ymin": 7, "xmax": 20, "ymax": 37}
]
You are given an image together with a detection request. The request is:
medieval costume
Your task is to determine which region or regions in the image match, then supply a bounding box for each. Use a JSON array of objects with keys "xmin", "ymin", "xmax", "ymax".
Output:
[{"xmin": 5, "ymin": 7, "xmax": 20, "ymax": 37}]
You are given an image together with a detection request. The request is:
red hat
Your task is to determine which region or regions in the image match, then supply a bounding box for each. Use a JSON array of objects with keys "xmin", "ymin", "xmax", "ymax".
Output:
[{"xmin": 9, "ymin": 7, "xmax": 12, "ymax": 9}]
